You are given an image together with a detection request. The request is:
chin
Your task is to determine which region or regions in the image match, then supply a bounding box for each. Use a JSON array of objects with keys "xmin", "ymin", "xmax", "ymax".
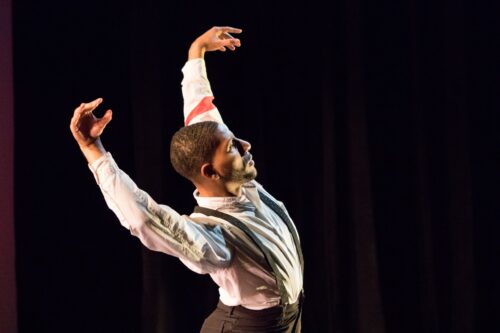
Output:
[
  {"xmin": 228, "ymin": 166, "xmax": 257, "ymax": 184},
  {"xmin": 245, "ymin": 168, "xmax": 257, "ymax": 181}
]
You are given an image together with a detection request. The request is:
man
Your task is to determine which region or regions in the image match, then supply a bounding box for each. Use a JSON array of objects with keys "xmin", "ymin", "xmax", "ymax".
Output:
[{"xmin": 69, "ymin": 26, "xmax": 304, "ymax": 332}]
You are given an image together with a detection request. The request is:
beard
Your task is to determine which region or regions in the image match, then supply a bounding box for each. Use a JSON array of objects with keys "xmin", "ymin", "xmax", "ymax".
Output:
[
  {"xmin": 239, "ymin": 167, "xmax": 258, "ymax": 182},
  {"xmin": 217, "ymin": 153, "xmax": 258, "ymax": 188},
  {"xmin": 222, "ymin": 166, "xmax": 257, "ymax": 184},
  {"xmin": 217, "ymin": 160, "xmax": 258, "ymax": 196},
  {"xmin": 220, "ymin": 155, "xmax": 258, "ymax": 184}
]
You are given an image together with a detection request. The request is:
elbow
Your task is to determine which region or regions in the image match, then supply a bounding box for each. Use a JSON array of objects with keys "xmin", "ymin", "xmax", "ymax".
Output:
[{"xmin": 127, "ymin": 218, "xmax": 167, "ymax": 253}]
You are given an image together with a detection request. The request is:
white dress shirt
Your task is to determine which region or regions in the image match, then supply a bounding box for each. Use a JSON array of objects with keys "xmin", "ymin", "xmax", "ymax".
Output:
[{"xmin": 88, "ymin": 59, "xmax": 303, "ymax": 310}]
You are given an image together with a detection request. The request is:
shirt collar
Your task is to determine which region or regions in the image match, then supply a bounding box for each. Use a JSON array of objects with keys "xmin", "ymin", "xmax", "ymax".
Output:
[{"xmin": 193, "ymin": 189, "xmax": 256, "ymax": 213}]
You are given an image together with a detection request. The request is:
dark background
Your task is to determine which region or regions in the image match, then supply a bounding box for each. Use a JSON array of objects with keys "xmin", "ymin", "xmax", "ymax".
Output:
[{"xmin": 7, "ymin": 0, "xmax": 500, "ymax": 332}]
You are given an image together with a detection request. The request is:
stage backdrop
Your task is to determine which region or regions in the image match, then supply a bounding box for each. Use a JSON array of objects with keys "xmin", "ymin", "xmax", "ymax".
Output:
[{"xmin": 12, "ymin": 0, "xmax": 499, "ymax": 332}]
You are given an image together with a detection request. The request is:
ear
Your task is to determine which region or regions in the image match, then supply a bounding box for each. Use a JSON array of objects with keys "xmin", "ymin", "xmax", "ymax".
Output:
[{"xmin": 200, "ymin": 163, "xmax": 220, "ymax": 180}]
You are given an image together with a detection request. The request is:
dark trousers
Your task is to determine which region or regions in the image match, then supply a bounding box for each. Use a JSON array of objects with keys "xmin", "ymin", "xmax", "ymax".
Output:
[{"xmin": 200, "ymin": 300, "xmax": 302, "ymax": 333}]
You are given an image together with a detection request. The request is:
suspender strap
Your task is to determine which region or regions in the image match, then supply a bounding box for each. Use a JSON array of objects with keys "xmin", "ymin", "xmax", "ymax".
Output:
[
  {"xmin": 257, "ymin": 190, "xmax": 305, "ymax": 274},
  {"xmin": 193, "ymin": 206, "xmax": 289, "ymax": 304}
]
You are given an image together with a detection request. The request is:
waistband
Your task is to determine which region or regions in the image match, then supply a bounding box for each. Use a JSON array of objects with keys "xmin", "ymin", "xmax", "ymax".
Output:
[{"xmin": 216, "ymin": 299, "xmax": 300, "ymax": 318}]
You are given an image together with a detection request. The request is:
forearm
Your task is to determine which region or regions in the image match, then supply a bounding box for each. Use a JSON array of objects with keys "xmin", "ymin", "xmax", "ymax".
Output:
[
  {"xmin": 188, "ymin": 39, "xmax": 205, "ymax": 60},
  {"xmin": 181, "ymin": 26, "xmax": 241, "ymax": 125},
  {"xmin": 89, "ymin": 154, "xmax": 231, "ymax": 271}
]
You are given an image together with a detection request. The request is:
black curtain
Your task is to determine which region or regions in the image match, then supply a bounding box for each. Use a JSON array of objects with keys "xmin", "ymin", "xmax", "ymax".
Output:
[{"xmin": 13, "ymin": 0, "xmax": 499, "ymax": 332}]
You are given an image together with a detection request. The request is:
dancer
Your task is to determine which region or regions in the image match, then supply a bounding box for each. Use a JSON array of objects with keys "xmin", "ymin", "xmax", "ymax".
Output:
[{"xmin": 69, "ymin": 26, "xmax": 304, "ymax": 332}]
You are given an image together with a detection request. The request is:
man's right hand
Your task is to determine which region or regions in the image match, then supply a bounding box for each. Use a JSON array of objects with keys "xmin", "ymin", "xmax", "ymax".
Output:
[
  {"xmin": 69, "ymin": 98, "xmax": 112, "ymax": 163},
  {"xmin": 189, "ymin": 26, "xmax": 242, "ymax": 60}
]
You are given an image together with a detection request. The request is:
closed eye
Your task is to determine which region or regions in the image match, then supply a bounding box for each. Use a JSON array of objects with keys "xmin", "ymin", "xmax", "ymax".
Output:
[
  {"xmin": 227, "ymin": 139, "xmax": 236, "ymax": 152},
  {"xmin": 227, "ymin": 139, "xmax": 242, "ymax": 153}
]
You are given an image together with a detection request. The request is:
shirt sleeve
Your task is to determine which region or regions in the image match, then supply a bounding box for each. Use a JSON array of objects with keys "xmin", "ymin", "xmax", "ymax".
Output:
[
  {"xmin": 88, "ymin": 152, "xmax": 231, "ymax": 274},
  {"xmin": 181, "ymin": 58, "xmax": 224, "ymax": 126}
]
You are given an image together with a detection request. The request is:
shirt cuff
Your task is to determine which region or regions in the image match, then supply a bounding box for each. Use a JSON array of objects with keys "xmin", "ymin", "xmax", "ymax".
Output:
[{"xmin": 88, "ymin": 152, "xmax": 118, "ymax": 185}]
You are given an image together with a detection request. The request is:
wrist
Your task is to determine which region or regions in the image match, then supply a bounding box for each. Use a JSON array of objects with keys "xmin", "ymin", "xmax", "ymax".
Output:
[
  {"xmin": 188, "ymin": 39, "xmax": 206, "ymax": 60},
  {"xmin": 79, "ymin": 140, "xmax": 106, "ymax": 164}
]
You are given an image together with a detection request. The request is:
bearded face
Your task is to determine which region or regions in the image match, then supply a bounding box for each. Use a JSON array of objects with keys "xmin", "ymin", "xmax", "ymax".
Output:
[{"xmin": 211, "ymin": 124, "xmax": 257, "ymax": 186}]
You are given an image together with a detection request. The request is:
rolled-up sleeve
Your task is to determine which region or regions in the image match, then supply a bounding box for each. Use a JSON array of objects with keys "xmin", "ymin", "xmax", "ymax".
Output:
[
  {"xmin": 89, "ymin": 153, "xmax": 231, "ymax": 274},
  {"xmin": 181, "ymin": 59, "xmax": 224, "ymax": 126}
]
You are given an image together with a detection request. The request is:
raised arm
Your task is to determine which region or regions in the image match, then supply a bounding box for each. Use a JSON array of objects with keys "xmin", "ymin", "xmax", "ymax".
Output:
[
  {"xmin": 182, "ymin": 26, "xmax": 242, "ymax": 126},
  {"xmin": 69, "ymin": 99, "xmax": 231, "ymax": 274}
]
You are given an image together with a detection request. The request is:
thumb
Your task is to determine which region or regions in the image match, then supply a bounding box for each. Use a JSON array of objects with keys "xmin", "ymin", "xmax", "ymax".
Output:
[
  {"xmin": 91, "ymin": 110, "xmax": 113, "ymax": 137},
  {"xmin": 99, "ymin": 109, "xmax": 113, "ymax": 126},
  {"xmin": 102, "ymin": 109, "xmax": 113, "ymax": 123}
]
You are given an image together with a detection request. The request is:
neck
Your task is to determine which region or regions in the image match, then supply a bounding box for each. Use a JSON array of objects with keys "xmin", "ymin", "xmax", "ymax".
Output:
[{"xmin": 196, "ymin": 181, "xmax": 243, "ymax": 197}]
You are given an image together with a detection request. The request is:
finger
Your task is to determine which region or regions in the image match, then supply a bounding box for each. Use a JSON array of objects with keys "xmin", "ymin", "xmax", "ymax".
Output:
[
  {"xmin": 73, "ymin": 103, "xmax": 85, "ymax": 116},
  {"xmin": 81, "ymin": 97, "xmax": 103, "ymax": 114},
  {"xmin": 95, "ymin": 109, "xmax": 113, "ymax": 128},
  {"xmin": 101, "ymin": 109, "xmax": 113, "ymax": 124},
  {"xmin": 219, "ymin": 46, "xmax": 227, "ymax": 52},
  {"xmin": 221, "ymin": 32, "xmax": 237, "ymax": 40},
  {"xmin": 220, "ymin": 37, "xmax": 236, "ymax": 51},
  {"xmin": 218, "ymin": 38, "xmax": 241, "ymax": 49},
  {"xmin": 219, "ymin": 32, "xmax": 233, "ymax": 40},
  {"xmin": 70, "ymin": 113, "xmax": 86, "ymax": 139},
  {"xmin": 220, "ymin": 34, "xmax": 241, "ymax": 47},
  {"xmin": 72, "ymin": 104, "xmax": 90, "ymax": 125},
  {"xmin": 70, "ymin": 110, "xmax": 80, "ymax": 128},
  {"xmin": 71, "ymin": 103, "xmax": 86, "ymax": 130},
  {"xmin": 70, "ymin": 113, "xmax": 80, "ymax": 134},
  {"xmin": 218, "ymin": 27, "xmax": 242, "ymax": 35},
  {"xmin": 73, "ymin": 98, "xmax": 101, "ymax": 121}
]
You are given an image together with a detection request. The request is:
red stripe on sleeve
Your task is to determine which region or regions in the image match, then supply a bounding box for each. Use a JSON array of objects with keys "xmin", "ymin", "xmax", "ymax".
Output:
[{"xmin": 185, "ymin": 96, "xmax": 215, "ymax": 126}]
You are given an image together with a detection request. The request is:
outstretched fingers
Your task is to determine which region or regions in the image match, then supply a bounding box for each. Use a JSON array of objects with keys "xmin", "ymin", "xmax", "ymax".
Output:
[
  {"xmin": 219, "ymin": 35, "xmax": 241, "ymax": 51},
  {"xmin": 213, "ymin": 26, "xmax": 241, "ymax": 51}
]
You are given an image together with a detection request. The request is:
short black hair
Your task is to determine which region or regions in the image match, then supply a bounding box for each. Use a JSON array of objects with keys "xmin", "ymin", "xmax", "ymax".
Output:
[{"xmin": 170, "ymin": 121, "xmax": 221, "ymax": 181}]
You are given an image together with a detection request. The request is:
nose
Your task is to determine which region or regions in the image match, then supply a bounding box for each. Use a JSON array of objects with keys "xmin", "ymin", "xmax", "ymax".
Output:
[{"xmin": 236, "ymin": 138, "xmax": 251, "ymax": 154}]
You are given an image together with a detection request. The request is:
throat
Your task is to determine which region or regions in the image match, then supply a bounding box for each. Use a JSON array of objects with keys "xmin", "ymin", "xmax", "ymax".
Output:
[
  {"xmin": 224, "ymin": 182, "xmax": 243, "ymax": 197},
  {"xmin": 197, "ymin": 182, "xmax": 242, "ymax": 197}
]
